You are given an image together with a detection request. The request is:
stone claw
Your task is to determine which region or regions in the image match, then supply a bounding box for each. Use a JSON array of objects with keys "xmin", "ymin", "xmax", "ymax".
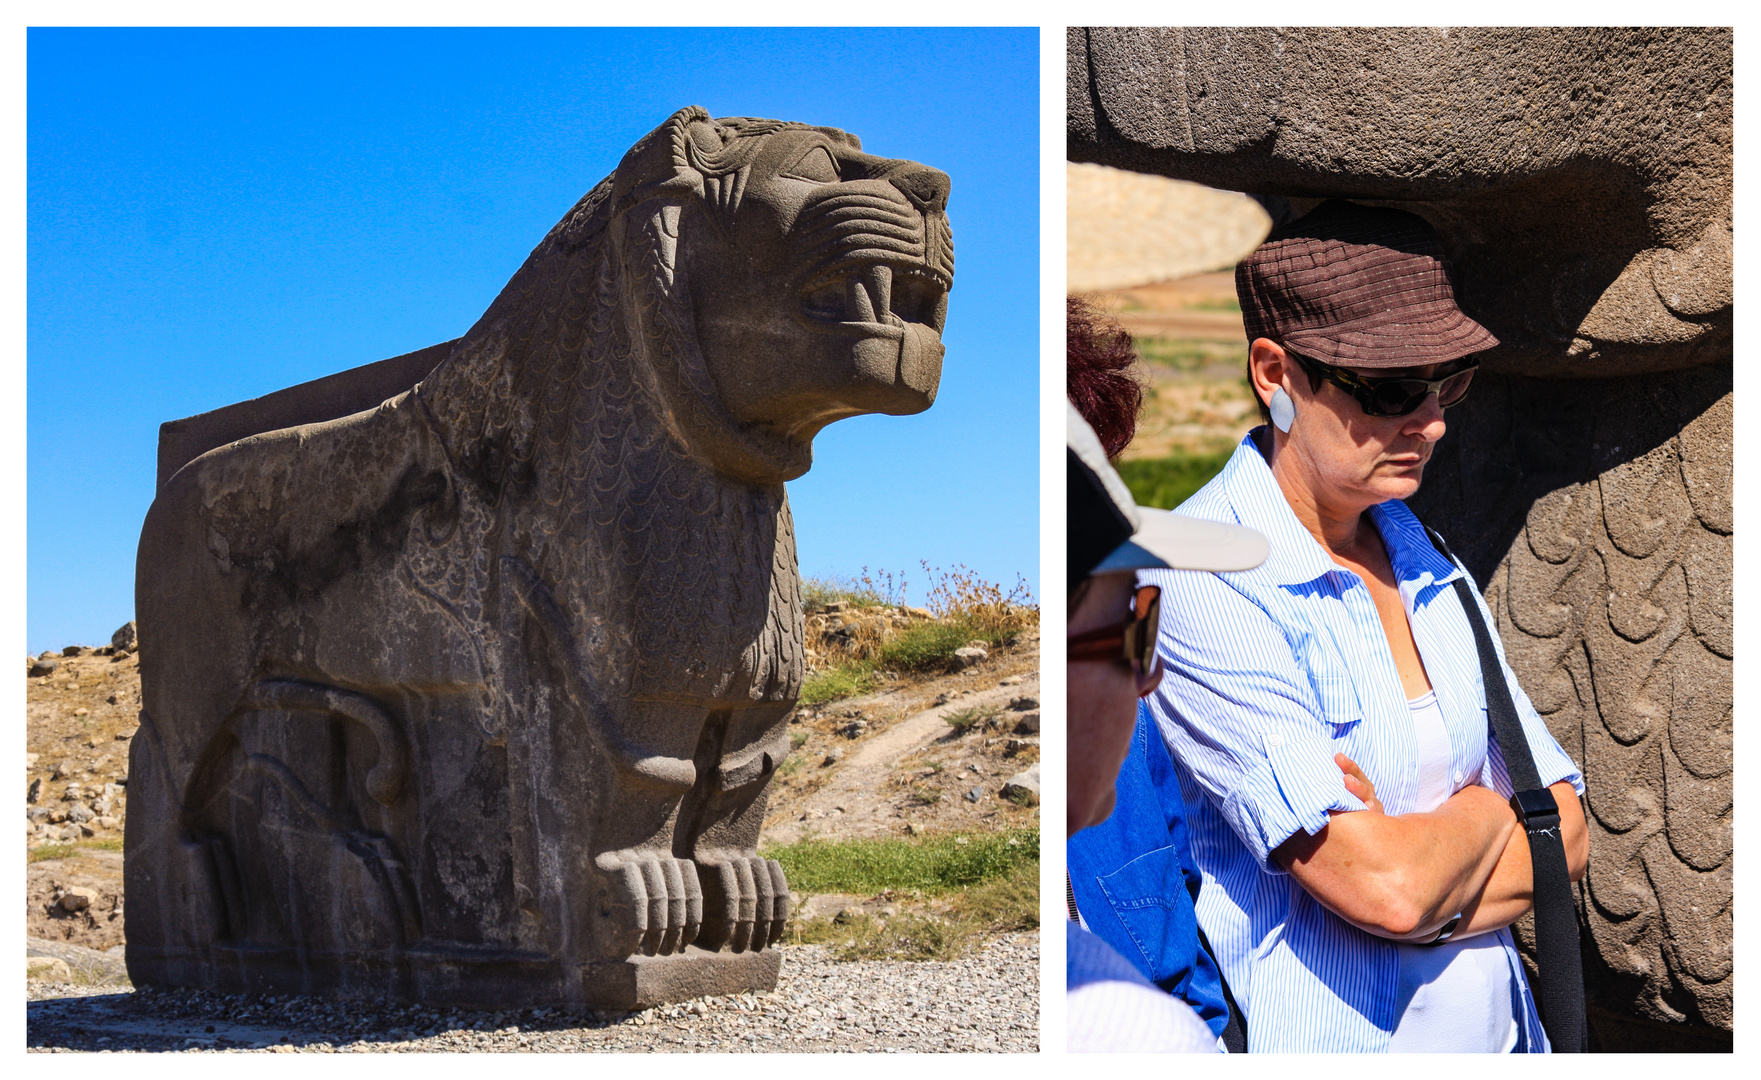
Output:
[
  {"xmin": 602, "ymin": 853, "xmax": 702, "ymax": 957},
  {"xmin": 699, "ymin": 854, "xmax": 792, "ymax": 953}
]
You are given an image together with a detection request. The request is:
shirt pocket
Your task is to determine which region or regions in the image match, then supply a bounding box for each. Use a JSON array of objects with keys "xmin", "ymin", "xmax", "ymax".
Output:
[
  {"xmin": 1309, "ymin": 674, "xmax": 1363, "ymax": 742},
  {"xmin": 1095, "ymin": 845, "xmax": 1202, "ymax": 992}
]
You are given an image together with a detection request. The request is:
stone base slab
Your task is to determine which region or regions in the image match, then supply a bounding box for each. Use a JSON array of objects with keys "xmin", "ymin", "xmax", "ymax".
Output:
[{"xmin": 127, "ymin": 943, "xmax": 781, "ymax": 1010}]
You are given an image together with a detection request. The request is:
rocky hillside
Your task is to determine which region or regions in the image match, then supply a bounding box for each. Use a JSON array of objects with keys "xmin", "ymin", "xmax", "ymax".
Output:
[{"xmin": 25, "ymin": 624, "xmax": 140, "ymax": 953}]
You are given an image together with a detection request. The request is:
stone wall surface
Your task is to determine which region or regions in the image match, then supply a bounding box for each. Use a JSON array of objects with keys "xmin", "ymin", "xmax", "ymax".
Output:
[
  {"xmin": 1071, "ymin": 27, "xmax": 1732, "ymax": 1049},
  {"xmin": 128, "ymin": 107, "xmax": 955, "ymax": 1011},
  {"xmin": 1070, "ymin": 26, "xmax": 1732, "ymax": 379}
]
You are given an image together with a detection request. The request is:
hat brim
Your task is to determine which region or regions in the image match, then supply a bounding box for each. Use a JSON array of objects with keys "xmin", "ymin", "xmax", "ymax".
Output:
[
  {"xmin": 1091, "ymin": 508, "xmax": 1269, "ymax": 574},
  {"xmin": 1279, "ymin": 305, "xmax": 1498, "ymax": 369}
]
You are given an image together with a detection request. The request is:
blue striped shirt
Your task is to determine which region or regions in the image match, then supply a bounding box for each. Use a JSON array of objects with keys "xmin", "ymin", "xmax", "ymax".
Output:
[
  {"xmin": 1068, "ymin": 922, "xmax": 1222, "ymax": 1053},
  {"xmin": 1139, "ymin": 433, "xmax": 1585, "ymax": 1053}
]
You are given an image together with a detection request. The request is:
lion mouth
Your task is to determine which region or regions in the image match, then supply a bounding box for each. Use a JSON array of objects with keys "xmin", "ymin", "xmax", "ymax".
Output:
[{"xmin": 798, "ymin": 262, "xmax": 949, "ymax": 334}]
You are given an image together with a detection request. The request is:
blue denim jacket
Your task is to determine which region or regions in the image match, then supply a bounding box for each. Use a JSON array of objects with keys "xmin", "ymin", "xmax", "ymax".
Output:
[{"xmin": 1065, "ymin": 705, "xmax": 1231, "ymax": 1038}]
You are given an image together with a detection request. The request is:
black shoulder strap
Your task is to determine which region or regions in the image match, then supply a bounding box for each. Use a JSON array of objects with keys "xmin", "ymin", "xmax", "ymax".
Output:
[{"xmin": 1423, "ymin": 525, "xmax": 1588, "ymax": 1053}]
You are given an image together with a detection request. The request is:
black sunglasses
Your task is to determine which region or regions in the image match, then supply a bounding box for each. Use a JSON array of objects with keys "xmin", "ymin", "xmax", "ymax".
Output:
[
  {"xmin": 1067, "ymin": 584, "xmax": 1162, "ymax": 683},
  {"xmin": 1287, "ymin": 349, "xmax": 1478, "ymax": 418}
]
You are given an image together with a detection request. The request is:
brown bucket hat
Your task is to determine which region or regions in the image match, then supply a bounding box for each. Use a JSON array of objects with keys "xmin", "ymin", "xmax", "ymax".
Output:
[{"xmin": 1236, "ymin": 200, "xmax": 1498, "ymax": 368}]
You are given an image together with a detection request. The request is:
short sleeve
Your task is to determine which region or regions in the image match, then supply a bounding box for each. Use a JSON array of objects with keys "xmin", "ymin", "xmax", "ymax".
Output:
[{"xmin": 1138, "ymin": 566, "xmax": 1367, "ymax": 874}]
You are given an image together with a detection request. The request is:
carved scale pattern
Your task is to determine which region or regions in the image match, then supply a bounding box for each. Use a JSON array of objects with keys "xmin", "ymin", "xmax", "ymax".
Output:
[{"xmin": 1422, "ymin": 377, "xmax": 1731, "ymax": 1031}]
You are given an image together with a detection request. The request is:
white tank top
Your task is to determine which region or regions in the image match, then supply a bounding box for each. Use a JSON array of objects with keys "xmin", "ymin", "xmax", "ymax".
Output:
[{"xmin": 1387, "ymin": 690, "xmax": 1521, "ymax": 1052}]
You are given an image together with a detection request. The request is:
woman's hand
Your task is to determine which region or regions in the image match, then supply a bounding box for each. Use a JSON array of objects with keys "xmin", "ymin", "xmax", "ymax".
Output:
[
  {"xmin": 1334, "ymin": 753, "xmax": 1382, "ymax": 814},
  {"xmin": 1450, "ymin": 780, "xmax": 1588, "ymax": 939}
]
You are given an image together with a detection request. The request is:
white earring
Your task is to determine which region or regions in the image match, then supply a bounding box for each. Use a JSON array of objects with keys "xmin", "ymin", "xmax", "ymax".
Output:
[{"xmin": 1269, "ymin": 386, "xmax": 1295, "ymax": 433}]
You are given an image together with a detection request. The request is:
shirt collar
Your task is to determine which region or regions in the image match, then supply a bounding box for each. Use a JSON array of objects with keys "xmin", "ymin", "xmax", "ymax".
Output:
[
  {"xmin": 1214, "ymin": 433, "xmax": 1340, "ymax": 587},
  {"xmin": 1368, "ymin": 499, "xmax": 1465, "ymax": 611},
  {"xmin": 1217, "ymin": 430, "xmax": 1466, "ymax": 602}
]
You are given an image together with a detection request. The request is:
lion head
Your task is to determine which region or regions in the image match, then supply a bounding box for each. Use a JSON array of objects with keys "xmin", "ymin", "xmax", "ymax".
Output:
[{"xmin": 420, "ymin": 106, "xmax": 953, "ymax": 487}]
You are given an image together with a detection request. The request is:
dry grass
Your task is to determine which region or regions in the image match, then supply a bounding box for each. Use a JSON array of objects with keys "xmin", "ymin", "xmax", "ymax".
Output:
[
  {"xmin": 28, "ymin": 837, "xmax": 123, "ymax": 863},
  {"xmin": 943, "ymin": 704, "xmax": 1004, "ymax": 734},
  {"xmin": 799, "ymin": 565, "xmax": 1037, "ymax": 706}
]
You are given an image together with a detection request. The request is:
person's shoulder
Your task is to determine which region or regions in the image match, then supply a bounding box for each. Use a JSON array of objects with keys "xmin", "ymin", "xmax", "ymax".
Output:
[
  {"xmin": 1068, "ymin": 921, "xmax": 1151, "ymax": 989},
  {"xmin": 1068, "ymin": 926, "xmax": 1220, "ymax": 1053},
  {"xmin": 1068, "ymin": 978, "xmax": 1222, "ymax": 1053}
]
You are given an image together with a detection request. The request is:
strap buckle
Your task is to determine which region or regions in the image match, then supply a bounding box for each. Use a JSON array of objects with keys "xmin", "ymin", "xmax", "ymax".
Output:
[{"xmin": 1510, "ymin": 787, "xmax": 1560, "ymax": 830}]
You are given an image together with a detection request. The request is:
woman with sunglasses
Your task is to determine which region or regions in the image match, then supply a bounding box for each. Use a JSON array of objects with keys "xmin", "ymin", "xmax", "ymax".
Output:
[{"xmin": 1139, "ymin": 201, "xmax": 1587, "ymax": 1052}]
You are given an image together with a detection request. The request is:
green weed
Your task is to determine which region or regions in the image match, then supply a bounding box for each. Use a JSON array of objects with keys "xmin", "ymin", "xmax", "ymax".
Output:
[
  {"xmin": 801, "ymin": 568, "xmax": 907, "ymax": 611},
  {"xmin": 787, "ymin": 857, "xmax": 1039, "ymax": 962},
  {"xmin": 946, "ymin": 858, "xmax": 1039, "ymax": 932},
  {"xmin": 1185, "ymin": 296, "xmax": 1242, "ymax": 313},
  {"xmin": 800, "ymin": 662, "xmax": 877, "ymax": 706},
  {"xmin": 29, "ymin": 836, "xmax": 125, "ymax": 862},
  {"xmin": 875, "ymin": 621, "xmax": 977, "ymax": 672},
  {"xmin": 1133, "ymin": 336, "xmax": 1248, "ymax": 374},
  {"xmin": 765, "ymin": 828, "xmax": 1037, "ymax": 896},
  {"xmin": 944, "ymin": 704, "xmax": 1002, "ymax": 734},
  {"xmin": 1115, "ymin": 450, "xmax": 1238, "ymax": 510}
]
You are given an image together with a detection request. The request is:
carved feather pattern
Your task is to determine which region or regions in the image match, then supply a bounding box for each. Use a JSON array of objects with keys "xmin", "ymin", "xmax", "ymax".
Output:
[{"xmin": 1416, "ymin": 373, "xmax": 1731, "ymax": 1031}]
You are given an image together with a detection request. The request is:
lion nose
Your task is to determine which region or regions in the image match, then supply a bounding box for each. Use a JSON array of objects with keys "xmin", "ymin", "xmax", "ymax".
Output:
[{"xmin": 887, "ymin": 165, "xmax": 951, "ymax": 214}]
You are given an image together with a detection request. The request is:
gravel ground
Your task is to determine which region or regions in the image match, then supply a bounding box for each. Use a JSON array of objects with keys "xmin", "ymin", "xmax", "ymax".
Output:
[{"xmin": 26, "ymin": 933, "xmax": 1038, "ymax": 1053}]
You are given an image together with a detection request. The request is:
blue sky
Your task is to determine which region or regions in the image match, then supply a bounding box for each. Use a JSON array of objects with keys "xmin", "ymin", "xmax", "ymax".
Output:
[{"xmin": 26, "ymin": 27, "xmax": 1039, "ymax": 654}]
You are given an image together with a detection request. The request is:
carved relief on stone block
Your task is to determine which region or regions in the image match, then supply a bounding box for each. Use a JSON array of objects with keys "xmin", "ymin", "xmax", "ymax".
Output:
[{"xmin": 1421, "ymin": 372, "xmax": 1731, "ymax": 1032}]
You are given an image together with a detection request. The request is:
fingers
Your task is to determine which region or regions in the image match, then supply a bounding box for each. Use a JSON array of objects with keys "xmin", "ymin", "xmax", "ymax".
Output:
[
  {"xmin": 607, "ymin": 856, "xmax": 707, "ymax": 957},
  {"xmin": 693, "ymin": 855, "xmax": 792, "ymax": 953},
  {"xmin": 607, "ymin": 862, "xmax": 648, "ymax": 957},
  {"xmin": 703, "ymin": 859, "xmax": 742, "ymax": 953},
  {"xmin": 679, "ymin": 859, "xmax": 703, "ymax": 950},
  {"xmin": 765, "ymin": 858, "xmax": 791, "ymax": 946},
  {"xmin": 639, "ymin": 858, "xmax": 668, "ymax": 955},
  {"xmin": 729, "ymin": 859, "xmax": 758, "ymax": 953},
  {"xmin": 658, "ymin": 858, "xmax": 687, "ymax": 954},
  {"xmin": 750, "ymin": 856, "xmax": 776, "ymax": 951},
  {"xmin": 1334, "ymin": 753, "xmax": 1380, "ymax": 811}
]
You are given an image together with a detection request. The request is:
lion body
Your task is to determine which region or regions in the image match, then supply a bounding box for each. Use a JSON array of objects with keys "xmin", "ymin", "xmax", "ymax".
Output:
[{"xmin": 126, "ymin": 107, "xmax": 951, "ymax": 1006}]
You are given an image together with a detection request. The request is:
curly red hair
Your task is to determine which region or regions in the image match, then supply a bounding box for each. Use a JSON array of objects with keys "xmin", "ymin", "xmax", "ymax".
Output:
[{"xmin": 1066, "ymin": 296, "xmax": 1143, "ymax": 459}]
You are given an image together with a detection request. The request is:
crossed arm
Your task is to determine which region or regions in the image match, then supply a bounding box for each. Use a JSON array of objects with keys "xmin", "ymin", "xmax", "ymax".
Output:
[{"xmin": 1271, "ymin": 756, "xmax": 1587, "ymax": 943}]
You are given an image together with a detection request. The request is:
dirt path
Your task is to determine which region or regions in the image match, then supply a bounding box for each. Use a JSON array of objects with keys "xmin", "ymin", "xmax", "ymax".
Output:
[{"xmin": 765, "ymin": 673, "xmax": 1039, "ymax": 847}]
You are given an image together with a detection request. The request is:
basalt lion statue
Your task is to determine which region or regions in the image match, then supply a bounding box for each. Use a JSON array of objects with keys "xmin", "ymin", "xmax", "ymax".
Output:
[{"xmin": 125, "ymin": 106, "xmax": 955, "ymax": 1008}]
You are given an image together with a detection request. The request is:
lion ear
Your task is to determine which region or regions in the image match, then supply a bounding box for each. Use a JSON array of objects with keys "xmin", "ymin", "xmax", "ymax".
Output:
[
  {"xmin": 813, "ymin": 126, "xmax": 862, "ymax": 152},
  {"xmin": 613, "ymin": 106, "xmax": 710, "ymax": 209}
]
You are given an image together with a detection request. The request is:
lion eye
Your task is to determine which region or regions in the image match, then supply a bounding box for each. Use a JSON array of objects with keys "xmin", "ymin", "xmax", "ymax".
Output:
[{"xmin": 783, "ymin": 145, "xmax": 841, "ymax": 184}]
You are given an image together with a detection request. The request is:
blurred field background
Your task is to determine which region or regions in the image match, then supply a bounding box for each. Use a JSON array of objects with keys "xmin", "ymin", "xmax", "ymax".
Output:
[{"xmin": 1067, "ymin": 163, "xmax": 1271, "ymax": 510}]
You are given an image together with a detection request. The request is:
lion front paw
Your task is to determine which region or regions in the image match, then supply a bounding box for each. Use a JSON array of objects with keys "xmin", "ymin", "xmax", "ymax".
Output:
[
  {"xmin": 600, "ymin": 853, "xmax": 703, "ymax": 957},
  {"xmin": 697, "ymin": 855, "xmax": 791, "ymax": 953}
]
